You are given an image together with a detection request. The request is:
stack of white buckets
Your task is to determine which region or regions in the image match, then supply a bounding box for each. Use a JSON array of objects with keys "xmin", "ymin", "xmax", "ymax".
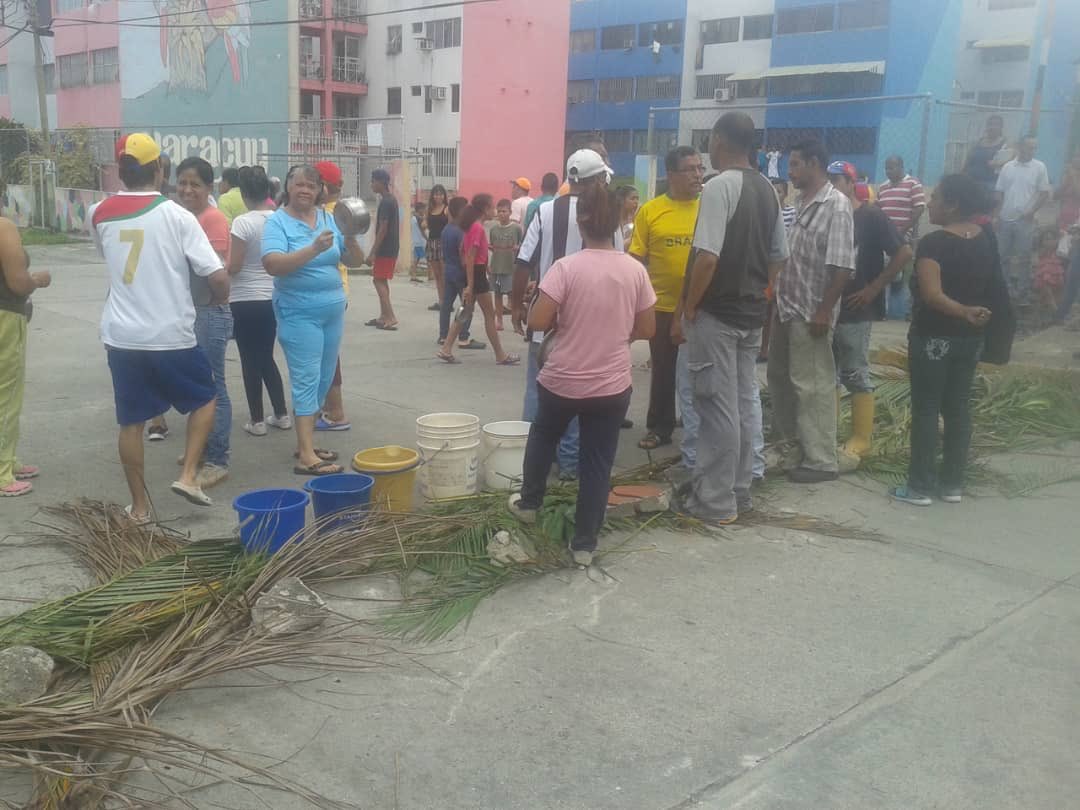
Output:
[{"xmin": 416, "ymin": 413, "xmax": 531, "ymax": 499}]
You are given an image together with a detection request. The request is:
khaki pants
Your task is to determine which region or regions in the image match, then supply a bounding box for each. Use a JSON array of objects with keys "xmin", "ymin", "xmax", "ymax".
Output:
[
  {"xmin": 0, "ymin": 310, "xmax": 28, "ymax": 487},
  {"xmin": 767, "ymin": 317, "xmax": 838, "ymax": 473}
]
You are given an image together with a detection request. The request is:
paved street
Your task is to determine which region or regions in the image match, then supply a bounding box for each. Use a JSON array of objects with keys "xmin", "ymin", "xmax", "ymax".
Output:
[{"xmin": 2, "ymin": 241, "xmax": 1079, "ymax": 809}]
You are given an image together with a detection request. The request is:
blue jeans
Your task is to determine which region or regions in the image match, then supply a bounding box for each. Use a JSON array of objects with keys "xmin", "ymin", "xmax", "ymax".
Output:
[
  {"xmin": 439, "ymin": 274, "xmax": 472, "ymax": 342},
  {"xmin": 194, "ymin": 304, "xmax": 233, "ymax": 468},
  {"xmin": 275, "ymin": 299, "xmax": 346, "ymax": 417},
  {"xmin": 523, "ymin": 341, "xmax": 579, "ymax": 475}
]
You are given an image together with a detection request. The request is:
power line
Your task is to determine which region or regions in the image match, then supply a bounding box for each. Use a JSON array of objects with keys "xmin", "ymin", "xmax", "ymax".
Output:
[{"xmin": 43, "ymin": 0, "xmax": 498, "ymax": 30}]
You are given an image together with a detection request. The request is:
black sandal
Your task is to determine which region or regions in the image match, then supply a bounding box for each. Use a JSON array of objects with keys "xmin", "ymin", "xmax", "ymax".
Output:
[
  {"xmin": 637, "ymin": 432, "xmax": 671, "ymax": 450},
  {"xmin": 293, "ymin": 460, "xmax": 345, "ymax": 476}
]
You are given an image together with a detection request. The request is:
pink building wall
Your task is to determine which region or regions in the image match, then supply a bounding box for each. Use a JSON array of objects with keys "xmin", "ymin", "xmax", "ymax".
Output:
[
  {"xmin": 52, "ymin": 1, "xmax": 121, "ymax": 128},
  {"xmin": 459, "ymin": 1, "xmax": 569, "ymax": 200},
  {"xmin": 0, "ymin": 42, "xmax": 11, "ymax": 119}
]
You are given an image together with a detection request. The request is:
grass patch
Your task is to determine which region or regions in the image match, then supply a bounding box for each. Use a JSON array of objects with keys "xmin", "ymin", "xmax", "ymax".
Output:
[{"xmin": 19, "ymin": 227, "xmax": 77, "ymax": 245}]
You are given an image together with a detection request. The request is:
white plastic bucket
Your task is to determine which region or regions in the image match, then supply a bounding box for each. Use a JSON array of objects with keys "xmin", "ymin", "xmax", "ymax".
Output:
[
  {"xmin": 418, "ymin": 440, "xmax": 480, "ymax": 500},
  {"xmin": 416, "ymin": 412, "xmax": 481, "ymax": 450},
  {"xmin": 481, "ymin": 421, "xmax": 531, "ymax": 492}
]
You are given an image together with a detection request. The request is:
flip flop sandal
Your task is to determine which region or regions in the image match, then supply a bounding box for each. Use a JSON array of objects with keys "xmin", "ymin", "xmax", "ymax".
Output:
[
  {"xmin": 365, "ymin": 318, "xmax": 382, "ymax": 327},
  {"xmin": 293, "ymin": 449, "xmax": 339, "ymax": 462},
  {"xmin": 428, "ymin": 303, "xmax": 442, "ymax": 311},
  {"xmin": 436, "ymin": 352, "xmax": 462, "ymax": 364},
  {"xmin": 496, "ymin": 354, "xmax": 521, "ymax": 366},
  {"xmin": 170, "ymin": 481, "xmax": 213, "ymax": 507},
  {"xmin": 637, "ymin": 433, "xmax": 672, "ymax": 450},
  {"xmin": 0, "ymin": 480, "xmax": 32, "ymax": 497},
  {"xmin": 458, "ymin": 339, "xmax": 486, "ymax": 350},
  {"xmin": 14, "ymin": 465, "xmax": 40, "ymax": 480},
  {"xmin": 294, "ymin": 460, "xmax": 345, "ymax": 476},
  {"xmin": 124, "ymin": 505, "xmax": 152, "ymax": 526},
  {"xmin": 377, "ymin": 323, "xmax": 399, "ymax": 331}
]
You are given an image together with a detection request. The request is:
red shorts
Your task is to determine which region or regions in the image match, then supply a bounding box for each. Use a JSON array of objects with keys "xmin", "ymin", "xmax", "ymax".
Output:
[{"xmin": 373, "ymin": 257, "xmax": 396, "ymax": 280}]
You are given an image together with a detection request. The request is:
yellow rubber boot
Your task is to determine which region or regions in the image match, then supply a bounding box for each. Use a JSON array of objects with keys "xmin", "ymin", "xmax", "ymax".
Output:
[{"xmin": 841, "ymin": 392, "xmax": 875, "ymax": 459}]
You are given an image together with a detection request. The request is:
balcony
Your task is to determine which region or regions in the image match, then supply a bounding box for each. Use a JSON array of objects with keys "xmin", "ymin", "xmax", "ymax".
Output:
[
  {"xmin": 332, "ymin": 56, "xmax": 366, "ymax": 85},
  {"xmin": 300, "ymin": 0, "xmax": 322, "ymax": 19},
  {"xmin": 333, "ymin": 0, "xmax": 364, "ymax": 20},
  {"xmin": 300, "ymin": 57, "xmax": 324, "ymax": 81}
]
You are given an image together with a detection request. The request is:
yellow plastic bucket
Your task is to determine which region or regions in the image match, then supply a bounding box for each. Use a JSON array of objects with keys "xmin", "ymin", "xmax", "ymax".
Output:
[{"xmin": 351, "ymin": 445, "xmax": 420, "ymax": 512}]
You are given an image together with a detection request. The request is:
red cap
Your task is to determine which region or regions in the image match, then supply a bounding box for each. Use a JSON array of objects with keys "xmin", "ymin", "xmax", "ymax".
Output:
[
  {"xmin": 827, "ymin": 160, "xmax": 859, "ymax": 183},
  {"xmin": 854, "ymin": 182, "xmax": 871, "ymax": 202},
  {"xmin": 114, "ymin": 134, "xmax": 129, "ymax": 162},
  {"xmin": 314, "ymin": 161, "xmax": 343, "ymax": 187}
]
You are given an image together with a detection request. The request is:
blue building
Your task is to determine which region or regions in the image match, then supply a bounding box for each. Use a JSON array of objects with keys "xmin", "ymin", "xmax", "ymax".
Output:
[{"xmin": 566, "ymin": 0, "xmax": 688, "ymax": 178}]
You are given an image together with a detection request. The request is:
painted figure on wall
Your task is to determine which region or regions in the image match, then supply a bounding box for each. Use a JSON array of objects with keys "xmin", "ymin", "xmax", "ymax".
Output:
[{"xmin": 157, "ymin": 0, "xmax": 252, "ymax": 93}]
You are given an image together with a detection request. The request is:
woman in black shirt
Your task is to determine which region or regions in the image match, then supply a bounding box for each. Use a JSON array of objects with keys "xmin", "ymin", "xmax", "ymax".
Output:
[
  {"xmin": 425, "ymin": 185, "xmax": 449, "ymax": 313},
  {"xmin": 891, "ymin": 174, "xmax": 998, "ymax": 507}
]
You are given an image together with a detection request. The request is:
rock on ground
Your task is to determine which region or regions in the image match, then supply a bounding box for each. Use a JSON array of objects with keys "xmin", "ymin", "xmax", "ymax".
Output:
[
  {"xmin": 0, "ymin": 646, "xmax": 55, "ymax": 705},
  {"xmin": 251, "ymin": 577, "xmax": 329, "ymax": 636}
]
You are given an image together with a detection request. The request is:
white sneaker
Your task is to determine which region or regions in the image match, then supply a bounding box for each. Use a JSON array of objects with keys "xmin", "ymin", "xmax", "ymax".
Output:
[
  {"xmin": 571, "ymin": 549, "xmax": 594, "ymax": 567},
  {"xmin": 244, "ymin": 421, "xmax": 268, "ymax": 436},
  {"xmin": 507, "ymin": 493, "xmax": 537, "ymax": 524},
  {"xmin": 196, "ymin": 463, "xmax": 229, "ymax": 489},
  {"xmin": 267, "ymin": 414, "xmax": 293, "ymax": 430}
]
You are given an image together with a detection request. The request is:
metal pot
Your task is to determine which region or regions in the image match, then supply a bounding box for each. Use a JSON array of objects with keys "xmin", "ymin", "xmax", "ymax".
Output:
[{"xmin": 333, "ymin": 197, "xmax": 371, "ymax": 236}]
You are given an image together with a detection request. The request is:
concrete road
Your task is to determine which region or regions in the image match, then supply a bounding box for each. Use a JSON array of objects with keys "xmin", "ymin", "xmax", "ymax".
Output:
[{"xmin": 2, "ymin": 241, "xmax": 1078, "ymax": 809}]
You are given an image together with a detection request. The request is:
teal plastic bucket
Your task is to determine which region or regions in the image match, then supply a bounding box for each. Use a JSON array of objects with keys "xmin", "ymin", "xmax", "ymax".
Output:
[{"xmin": 233, "ymin": 488, "xmax": 309, "ymax": 554}]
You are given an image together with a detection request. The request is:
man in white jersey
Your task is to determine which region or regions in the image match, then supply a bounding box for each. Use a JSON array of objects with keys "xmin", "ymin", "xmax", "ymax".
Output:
[
  {"xmin": 511, "ymin": 147, "xmax": 616, "ymax": 479},
  {"xmin": 92, "ymin": 133, "xmax": 229, "ymax": 519}
]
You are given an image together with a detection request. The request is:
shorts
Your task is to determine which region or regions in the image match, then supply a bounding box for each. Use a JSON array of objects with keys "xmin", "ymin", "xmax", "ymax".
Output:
[
  {"xmin": 106, "ymin": 346, "xmax": 215, "ymax": 427},
  {"xmin": 492, "ymin": 273, "xmax": 513, "ymax": 295},
  {"xmin": 373, "ymin": 257, "xmax": 396, "ymax": 280},
  {"xmin": 426, "ymin": 237, "xmax": 443, "ymax": 263},
  {"xmin": 472, "ymin": 266, "xmax": 491, "ymax": 296},
  {"xmin": 413, "ymin": 245, "xmax": 426, "ymax": 262}
]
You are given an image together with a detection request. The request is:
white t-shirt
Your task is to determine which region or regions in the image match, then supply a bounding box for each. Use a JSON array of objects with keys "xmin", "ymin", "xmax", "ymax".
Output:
[
  {"xmin": 511, "ymin": 195, "xmax": 532, "ymax": 225},
  {"xmin": 995, "ymin": 158, "xmax": 1051, "ymax": 222},
  {"xmin": 92, "ymin": 192, "xmax": 223, "ymax": 351},
  {"xmin": 229, "ymin": 210, "xmax": 275, "ymax": 302}
]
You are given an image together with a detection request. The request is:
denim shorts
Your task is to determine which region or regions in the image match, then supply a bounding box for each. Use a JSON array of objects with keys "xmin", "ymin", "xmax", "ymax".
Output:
[{"xmin": 106, "ymin": 346, "xmax": 215, "ymax": 426}]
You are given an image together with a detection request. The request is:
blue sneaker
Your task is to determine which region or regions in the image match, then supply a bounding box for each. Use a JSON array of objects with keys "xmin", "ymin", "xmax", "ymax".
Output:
[
  {"xmin": 315, "ymin": 416, "xmax": 351, "ymax": 432},
  {"xmin": 889, "ymin": 486, "xmax": 932, "ymax": 507}
]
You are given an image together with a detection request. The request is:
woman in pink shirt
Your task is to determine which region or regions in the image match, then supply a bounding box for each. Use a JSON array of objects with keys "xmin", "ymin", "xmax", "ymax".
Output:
[
  {"xmin": 437, "ymin": 193, "xmax": 519, "ymax": 365},
  {"xmin": 509, "ymin": 181, "xmax": 656, "ymax": 566}
]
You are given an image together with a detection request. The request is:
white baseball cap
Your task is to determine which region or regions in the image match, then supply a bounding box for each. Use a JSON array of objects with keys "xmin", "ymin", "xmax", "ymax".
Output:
[{"xmin": 566, "ymin": 149, "xmax": 613, "ymax": 184}]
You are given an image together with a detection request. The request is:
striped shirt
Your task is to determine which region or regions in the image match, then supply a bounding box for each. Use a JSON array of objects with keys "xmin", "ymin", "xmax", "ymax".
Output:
[
  {"xmin": 781, "ymin": 204, "xmax": 797, "ymax": 230},
  {"xmin": 877, "ymin": 175, "xmax": 925, "ymax": 241},
  {"xmin": 776, "ymin": 182, "xmax": 856, "ymax": 325}
]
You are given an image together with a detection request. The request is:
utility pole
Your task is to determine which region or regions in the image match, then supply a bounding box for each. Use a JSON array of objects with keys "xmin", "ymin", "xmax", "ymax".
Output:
[{"xmin": 26, "ymin": 0, "xmax": 50, "ymax": 155}]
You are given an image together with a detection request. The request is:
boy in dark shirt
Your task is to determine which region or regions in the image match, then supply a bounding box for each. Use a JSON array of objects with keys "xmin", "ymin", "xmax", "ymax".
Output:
[{"xmin": 368, "ymin": 169, "xmax": 400, "ymax": 330}]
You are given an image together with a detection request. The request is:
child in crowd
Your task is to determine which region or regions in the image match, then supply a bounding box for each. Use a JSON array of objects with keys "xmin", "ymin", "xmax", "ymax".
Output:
[
  {"xmin": 410, "ymin": 202, "xmax": 427, "ymax": 283},
  {"xmin": 488, "ymin": 199, "xmax": 522, "ymax": 331},
  {"xmin": 1033, "ymin": 226, "xmax": 1065, "ymax": 318}
]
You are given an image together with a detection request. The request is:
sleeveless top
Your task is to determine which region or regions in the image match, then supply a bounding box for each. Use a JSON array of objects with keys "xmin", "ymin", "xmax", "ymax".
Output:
[
  {"xmin": 426, "ymin": 209, "xmax": 448, "ymax": 240},
  {"xmin": 0, "ymin": 249, "xmax": 29, "ymax": 316}
]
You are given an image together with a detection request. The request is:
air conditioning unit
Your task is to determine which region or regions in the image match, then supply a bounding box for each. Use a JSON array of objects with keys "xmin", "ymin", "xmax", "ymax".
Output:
[
  {"xmin": 714, "ymin": 87, "xmax": 733, "ymax": 102},
  {"xmin": 429, "ymin": 85, "xmax": 447, "ymax": 101},
  {"xmin": 417, "ymin": 37, "xmax": 434, "ymax": 51}
]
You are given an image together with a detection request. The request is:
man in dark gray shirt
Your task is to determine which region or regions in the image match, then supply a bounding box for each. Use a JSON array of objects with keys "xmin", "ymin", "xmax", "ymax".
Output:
[{"xmin": 678, "ymin": 112, "xmax": 789, "ymax": 525}]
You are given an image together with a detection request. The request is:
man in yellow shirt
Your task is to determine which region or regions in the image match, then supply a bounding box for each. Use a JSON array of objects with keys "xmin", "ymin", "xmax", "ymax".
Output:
[
  {"xmin": 216, "ymin": 168, "xmax": 247, "ymax": 225},
  {"xmin": 630, "ymin": 146, "xmax": 704, "ymax": 451}
]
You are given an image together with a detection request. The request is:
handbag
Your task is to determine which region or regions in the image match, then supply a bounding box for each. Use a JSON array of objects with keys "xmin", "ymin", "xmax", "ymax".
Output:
[{"xmin": 980, "ymin": 227, "xmax": 1016, "ymax": 365}]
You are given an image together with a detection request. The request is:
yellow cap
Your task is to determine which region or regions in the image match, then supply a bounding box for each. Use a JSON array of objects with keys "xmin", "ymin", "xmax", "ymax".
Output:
[{"xmin": 120, "ymin": 133, "xmax": 161, "ymax": 166}]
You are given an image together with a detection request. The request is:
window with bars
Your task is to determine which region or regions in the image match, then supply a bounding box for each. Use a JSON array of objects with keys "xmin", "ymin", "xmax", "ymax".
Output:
[
  {"xmin": 58, "ymin": 52, "xmax": 89, "ymax": 88},
  {"xmin": 981, "ymin": 46, "xmax": 1030, "ymax": 64},
  {"xmin": 632, "ymin": 129, "xmax": 677, "ymax": 154},
  {"xmin": 837, "ymin": 0, "xmax": 889, "ymax": 30},
  {"xmin": 635, "ymin": 75, "xmax": 680, "ymax": 101},
  {"xmin": 387, "ymin": 24, "xmax": 402, "ymax": 54},
  {"xmin": 691, "ymin": 129, "xmax": 712, "ymax": 154},
  {"xmin": 92, "ymin": 47, "xmax": 119, "ymax": 84},
  {"xmin": 694, "ymin": 74, "xmax": 729, "ymax": 99},
  {"xmin": 601, "ymin": 130, "xmax": 632, "ymax": 152},
  {"xmin": 567, "ymin": 79, "xmax": 596, "ymax": 105},
  {"xmin": 451, "ymin": 83, "xmax": 460, "ymax": 112},
  {"xmin": 570, "ymin": 29, "xmax": 596, "ymax": 53},
  {"xmin": 700, "ymin": 18, "xmax": 739, "ymax": 45},
  {"xmin": 824, "ymin": 127, "xmax": 877, "ymax": 155},
  {"xmin": 769, "ymin": 71, "xmax": 883, "ymax": 97},
  {"xmin": 743, "ymin": 14, "xmax": 773, "ymax": 40},
  {"xmin": 976, "ymin": 90, "xmax": 1025, "ymax": 107},
  {"xmin": 733, "ymin": 79, "xmax": 766, "ymax": 98},
  {"xmin": 423, "ymin": 147, "xmax": 458, "ymax": 179},
  {"xmin": 387, "ymin": 87, "xmax": 401, "ymax": 115},
  {"xmin": 426, "ymin": 17, "xmax": 462, "ymax": 49},
  {"xmin": 776, "ymin": 5, "xmax": 833, "ymax": 35},
  {"xmin": 601, "ymin": 24, "xmax": 635, "ymax": 50},
  {"xmin": 598, "ymin": 77, "xmax": 633, "ymax": 103},
  {"xmin": 639, "ymin": 20, "xmax": 683, "ymax": 47}
]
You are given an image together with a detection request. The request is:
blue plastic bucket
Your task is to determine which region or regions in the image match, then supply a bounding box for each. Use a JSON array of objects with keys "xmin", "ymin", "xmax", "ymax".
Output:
[
  {"xmin": 233, "ymin": 488, "xmax": 309, "ymax": 554},
  {"xmin": 303, "ymin": 473, "xmax": 376, "ymax": 532}
]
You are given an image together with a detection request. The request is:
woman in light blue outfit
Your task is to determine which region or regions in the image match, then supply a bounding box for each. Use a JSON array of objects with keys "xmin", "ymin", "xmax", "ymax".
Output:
[{"xmin": 262, "ymin": 164, "xmax": 364, "ymax": 475}]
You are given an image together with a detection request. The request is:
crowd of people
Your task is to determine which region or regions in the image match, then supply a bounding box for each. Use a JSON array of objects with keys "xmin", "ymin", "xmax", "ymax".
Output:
[{"xmin": 0, "ymin": 112, "xmax": 1074, "ymax": 567}]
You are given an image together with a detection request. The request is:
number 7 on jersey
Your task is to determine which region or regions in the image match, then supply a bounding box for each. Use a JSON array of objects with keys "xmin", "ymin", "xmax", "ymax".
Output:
[{"xmin": 118, "ymin": 229, "xmax": 144, "ymax": 284}]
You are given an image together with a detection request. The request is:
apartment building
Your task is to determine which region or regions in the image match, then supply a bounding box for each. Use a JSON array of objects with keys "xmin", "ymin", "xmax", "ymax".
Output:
[{"xmin": 0, "ymin": 2, "xmax": 58, "ymax": 130}]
